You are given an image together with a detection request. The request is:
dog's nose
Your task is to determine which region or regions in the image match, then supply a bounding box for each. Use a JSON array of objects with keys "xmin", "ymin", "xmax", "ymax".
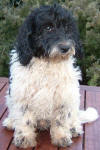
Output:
[{"xmin": 58, "ymin": 44, "xmax": 71, "ymax": 53}]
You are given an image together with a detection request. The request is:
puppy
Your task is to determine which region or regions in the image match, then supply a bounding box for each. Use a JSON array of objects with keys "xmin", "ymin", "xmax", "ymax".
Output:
[{"xmin": 3, "ymin": 4, "xmax": 98, "ymax": 148}]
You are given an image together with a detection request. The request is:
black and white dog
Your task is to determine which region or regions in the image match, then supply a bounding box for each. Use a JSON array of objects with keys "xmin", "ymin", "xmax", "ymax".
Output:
[{"xmin": 3, "ymin": 4, "xmax": 98, "ymax": 148}]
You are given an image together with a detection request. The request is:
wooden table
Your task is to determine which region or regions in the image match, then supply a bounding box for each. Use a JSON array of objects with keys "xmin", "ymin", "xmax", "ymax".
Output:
[{"xmin": 0, "ymin": 77, "xmax": 100, "ymax": 150}]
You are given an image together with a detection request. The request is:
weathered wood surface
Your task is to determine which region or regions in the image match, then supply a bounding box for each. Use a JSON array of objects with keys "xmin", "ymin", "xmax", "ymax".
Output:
[{"xmin": 0, "ymin": 77, "xmax": 99, "ymax": 150}]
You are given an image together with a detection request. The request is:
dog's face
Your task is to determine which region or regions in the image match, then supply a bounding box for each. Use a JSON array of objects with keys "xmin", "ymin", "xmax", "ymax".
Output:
[{"xmin": 16, "ymin": 4, "xmax": 82, "ymax": 65}]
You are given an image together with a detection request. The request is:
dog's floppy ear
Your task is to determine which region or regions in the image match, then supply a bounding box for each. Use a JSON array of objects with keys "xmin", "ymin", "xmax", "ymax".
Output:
[
  {"xmin": 64, "ymin": 9, "xmax": 83, "ymax": 59},
  {"xmin": 16, "ymin": 12, "xmax": 36, "ymax": 66}
]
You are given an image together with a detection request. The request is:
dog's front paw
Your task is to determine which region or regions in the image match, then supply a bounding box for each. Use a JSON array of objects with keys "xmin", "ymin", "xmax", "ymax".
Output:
[
  {"xmin": 52, "ymin": 136, "xmax": 72, "ymax": 147},
  {"xmin": 50, "ymin": 126, "xmax": 72, "ymax": 147},
  {"xmin": 13, "ymin": 130, "xmax": 37, "ymax": 148}
]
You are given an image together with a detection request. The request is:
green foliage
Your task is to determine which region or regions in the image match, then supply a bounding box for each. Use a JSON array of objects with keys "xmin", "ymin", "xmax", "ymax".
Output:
[
  {"xmin": 87, "ymin": 60, "xmax": 100, "ymax": 86},
  {"xmin": 0, "ymin": 0, "xmax": 100, "ymax": 85}
]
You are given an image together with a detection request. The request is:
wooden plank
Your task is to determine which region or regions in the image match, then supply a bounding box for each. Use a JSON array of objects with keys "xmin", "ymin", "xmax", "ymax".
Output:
[
  {"xmin": 35, "ymin": 130, "xmax": 57, "ymax": 150},
  {"xmin": 0, "ymin": 82, "xmax": 6, "ymax": 91},
  {"xmin": 80, "ymin": 85, "xmax": 100, "ymax": 92},
  {"xmin": 84, "ymin": 91, "xmax": 100, "ymax": 150},
  {"xmin": 80, "ymin": 89, "xmax": 85, "ymax": 109},
  {"xmin": 0, "ymin": 77, "xmax": 8, "ymax": 83},
  {"xmin": 0, "ymin": 110, "xmax": 13, "ymax": 150},
  {"xmin": 0, "ymin": 77, "xmax": 8, "ymax": 93},
  {"xmin": 0, "ymin": 83, "xmax": 8, "ymax": 119},
  {"xmin": 0, "ymin": 81, "xmax": 13, "ymax": 150}
]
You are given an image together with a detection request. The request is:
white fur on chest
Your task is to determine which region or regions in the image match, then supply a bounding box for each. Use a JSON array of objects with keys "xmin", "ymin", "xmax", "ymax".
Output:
[{"xmin": 9, "ymin": 50, "xmax": 81, "ymax": 119}]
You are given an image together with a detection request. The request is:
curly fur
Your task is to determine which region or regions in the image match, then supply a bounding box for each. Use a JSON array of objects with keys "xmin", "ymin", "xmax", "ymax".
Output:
[{"xmin": 3, "ymin": 4, "xmax": 98, "ymax": 148}]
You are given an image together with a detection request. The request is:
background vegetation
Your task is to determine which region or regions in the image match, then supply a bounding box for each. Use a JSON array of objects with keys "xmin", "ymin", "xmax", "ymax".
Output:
[{"xmin": 0, "ymin": 0, "xmax": 100, "ymax": 85}]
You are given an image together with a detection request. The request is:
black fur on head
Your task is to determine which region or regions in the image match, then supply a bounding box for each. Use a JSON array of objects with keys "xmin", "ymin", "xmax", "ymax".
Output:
[{"xmin": 16, "ymin": 4, "xmax": 82, "ymax": 66}]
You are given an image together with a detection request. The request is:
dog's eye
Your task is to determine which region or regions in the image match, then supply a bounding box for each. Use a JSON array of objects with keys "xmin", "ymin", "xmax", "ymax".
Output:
[{"xmin": 45, "ymin": 25, "xmax": 54, "ymax": 32}]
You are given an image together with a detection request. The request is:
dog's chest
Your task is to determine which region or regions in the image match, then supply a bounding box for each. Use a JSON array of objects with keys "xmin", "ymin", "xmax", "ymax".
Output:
[
  {"xmin": 11, "ymin": 57, "xmax": 80, "ymax": 119},
  {"xmin": 30, "ymin": 59, "xmax": 72, "ymax": 89},
  {"xmin": 27, "ymin": 60, "xmax": 71, "ymax": 119}
]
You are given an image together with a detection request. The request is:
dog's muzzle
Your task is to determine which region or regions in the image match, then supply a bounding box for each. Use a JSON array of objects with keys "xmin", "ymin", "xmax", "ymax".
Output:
[{"xmin": 50, "ymin": 40, "xmax": 75, "ymax": 57}]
